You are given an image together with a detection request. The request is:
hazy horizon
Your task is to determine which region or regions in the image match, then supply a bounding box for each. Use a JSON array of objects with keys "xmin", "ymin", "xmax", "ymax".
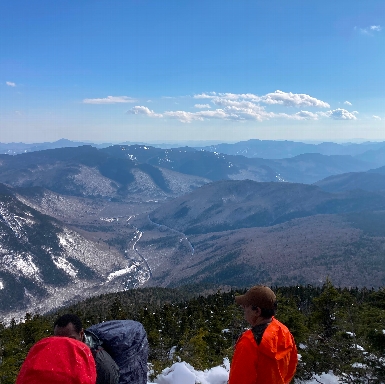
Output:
[{"xmin": 1, "ymin": 137, "xmax": 384, "ymax": 147}]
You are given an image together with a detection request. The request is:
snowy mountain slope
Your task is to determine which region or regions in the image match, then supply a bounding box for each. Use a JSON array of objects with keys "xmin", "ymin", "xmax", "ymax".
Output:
[
  {"xmin": 1, "ymin": 146, "xmax": 385, "ymax": 320},
  {"xmin": 0, "ymin": 146, "xmax": 211, "ymax": 200},
  {"xmin": 0, "ymin": 184, "xmax": 152, "ymax": 320}
]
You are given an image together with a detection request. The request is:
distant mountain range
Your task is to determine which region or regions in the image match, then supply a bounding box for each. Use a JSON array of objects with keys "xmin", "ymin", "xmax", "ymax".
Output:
[
  {"xmin": 313, "ymin": 163, "xmax": 385, "ymax": 193},
  {"xmin": 2, "ymin": 144, "xmax": 385, "ymax": 320},
  {"xmin": 100, "ymin": 145, "xmax": 377, "ymax": 184},
  {"xmin": 0, "ymin": 144, "xmax": 378, "ymax": 189},
  {"xmin": 198, "ymin": 139, "xmax": 385, "ymax": 159},
  {"xmin": 0, "ymin": 146, "xmax": 209, "ymax": 200},
  {"xmin": 3, "ymin": 138, "xmax": 385, "ymax": 162}
]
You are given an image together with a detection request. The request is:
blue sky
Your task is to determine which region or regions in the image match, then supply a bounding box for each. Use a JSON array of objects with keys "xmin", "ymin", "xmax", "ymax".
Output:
[{"xmin": 1, "ymin": 1, "xmax": 384, "ymax": 144}]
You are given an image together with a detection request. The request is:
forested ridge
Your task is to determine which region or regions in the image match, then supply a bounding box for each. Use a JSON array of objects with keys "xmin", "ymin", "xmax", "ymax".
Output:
[{"xmin": 1, "ymin": 281, "xmax": 385, "ymax": 383}]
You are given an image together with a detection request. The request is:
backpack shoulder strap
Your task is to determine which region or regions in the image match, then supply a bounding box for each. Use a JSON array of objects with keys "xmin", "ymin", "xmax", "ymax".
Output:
[{"xmin": 84, "ymin": 329, "xmax": 103, "ymax": 350}]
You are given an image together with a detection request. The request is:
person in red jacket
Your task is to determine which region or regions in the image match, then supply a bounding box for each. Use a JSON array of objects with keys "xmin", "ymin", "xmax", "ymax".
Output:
[
  {"xmin": 229, "ymin": 285, "xmax": 298, "ymax": 384},
  {"xmin": 16, "ymin": 336, "xmax": 96, "ymax": 384},
  {"xmin": 53, "ymin": 313, "xmax": 119, "ymax": 384}
]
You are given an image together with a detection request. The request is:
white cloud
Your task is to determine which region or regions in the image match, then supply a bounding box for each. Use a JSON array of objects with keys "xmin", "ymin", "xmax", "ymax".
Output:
[
  {"xmin": 197, "ymin": 109, "xmax": 232, "ymax": 119},
  {"xmin": 344, "ymin": 101, "xmax": 352, "ymax": 106},
  {"xmin": 163, "ymin": 111, "xmax": 204, "ymax": 123},
  {"xmin": 327, "ymin": 109, "xmax": 357, "ymax": 120},
  {"xmin": 216, "ymin": 93, "xmax": 260, "ymax": 101},
  {"xmin": 83, "ymin": 96, "xmax": 137, "ymax": 104},
  {"xmin": 194, "ymin": 90, "xmax": 329, "ymax": 108},
  {"xmin": 6, "ymin": 81, "xmax": 16, "ymax": 87},
  {"xmin": 194, "ymin": 92, "xmax": 260, "ymax": 101},
  {"xmin": 127, "ymin": 91, "xmax": 359, "ymax": 124},
  {"xmin": 357, "ymin": 25, "xmax": 382, "ymax": 35},
  {"xmin": 373, "ymin": 115, "xmax": 382, "ymax": 120},
  {"xmin": 194, "ymin": 104, "xmax": 211, "ymax": 109},
  {"xmin": 163, "ymin": 106, "xmax": 273, "ymax": 123},
  {"xmin": 128, "ymin": 106, "xmax": 163, "ymax": 118},
  {"xmin": 163, "ymin": 109, "xmax": 238, "ymax": 123},
  {"xmin": 223, "ymin": 106, "xmax": 272, "ymax": 121},
  {"xmin": 294, "ymin": 111, "xmax": 320, "ymax": 120},
  {"xmin": 370, "ymin": 25, "xmax": 382, "ymax": 32},
  {"xmin": 275, "ymin": 111, "xmax": 320, "ymax": 120},
  {"xmin": 194, "ymin": 92, "xmax": 218, "ymax": 99},
  {"xmin": 212, "ymin": 98, "xmax": 261, "ymax": 110},
  {"xmin": 260, "ymin": 90, "xmax": 330, "ymax": 108}
]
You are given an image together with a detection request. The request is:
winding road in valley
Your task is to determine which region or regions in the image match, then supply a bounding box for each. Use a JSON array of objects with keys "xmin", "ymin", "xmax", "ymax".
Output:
[{"xmin": 146, "ymin": 214, "xmax": 195, "ymax": 256}]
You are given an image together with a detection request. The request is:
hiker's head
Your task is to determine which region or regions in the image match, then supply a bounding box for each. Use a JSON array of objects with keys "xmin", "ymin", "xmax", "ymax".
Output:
[
  {"xmin": 54, "ymin": 314, "xmax": 84, "ymax": 341},
  {"xmin": 235, "ymin": 285, "xmax": 277, "ymax": 323},
  {"xmin": 16, "ymin": 336, "xmax": 96, "ymax": 384}
]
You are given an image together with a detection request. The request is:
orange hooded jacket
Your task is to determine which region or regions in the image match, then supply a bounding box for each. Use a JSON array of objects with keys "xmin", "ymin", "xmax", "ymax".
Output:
[{"xmin": 229, "ymin": 318, "xmax": 298, "ymax": 384}]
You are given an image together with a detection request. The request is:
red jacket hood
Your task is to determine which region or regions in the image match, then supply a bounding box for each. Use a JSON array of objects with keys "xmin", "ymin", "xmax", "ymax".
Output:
[{"xmin": 16, "ymin": 336, "xmax": 96, "ymax": 384}]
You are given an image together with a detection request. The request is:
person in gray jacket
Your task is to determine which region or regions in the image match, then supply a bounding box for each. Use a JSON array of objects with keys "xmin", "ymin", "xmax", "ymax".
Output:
[{"xmin": 54, "ymin": 314, "xmax": 119, "ymax": 384}]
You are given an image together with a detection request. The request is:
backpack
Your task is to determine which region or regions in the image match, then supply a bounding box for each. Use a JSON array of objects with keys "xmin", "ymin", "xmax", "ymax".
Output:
[
  {"xmin": 84, "ymin": 330, "xmax": 119, "ymax": 384},
  {"xmin": 86, "ymin": 320, "xmax": 149, "ymax": 384}
]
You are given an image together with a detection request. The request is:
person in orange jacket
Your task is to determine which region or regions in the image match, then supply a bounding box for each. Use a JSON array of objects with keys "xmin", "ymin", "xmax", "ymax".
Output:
[{"xmin": 229, "ymin": 285, "xmax": 298, "ymax": 384}]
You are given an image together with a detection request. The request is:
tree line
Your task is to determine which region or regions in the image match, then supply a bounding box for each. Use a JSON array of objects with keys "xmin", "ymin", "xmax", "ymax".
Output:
[{"xmin": 1, "ymin": 281, "xmax": 385, "ymax": 383}]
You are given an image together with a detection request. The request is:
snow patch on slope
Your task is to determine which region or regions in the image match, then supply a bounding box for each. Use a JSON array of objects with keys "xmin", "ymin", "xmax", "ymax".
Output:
[
  {"xmin": 57, "ymin": 228, "xmax": 126, "ymax": 275},
  {"xmin": 70, "ymin": 165, "xmax": 116, "ymax": 197},
  {"xmin": 126, "ymin": 169, "xmax": 168, "ymax": 197},
  {"xmin": 0, "ymin": 201, "xmax": 34, "ymax": 240},
  {"xmin": 51, "ymin": 256, "xmax": 78, "ymax": 278},
  {"xmin": 160, "ymin": 168, "xmax": 209, "ymax": 195},
  {"xmin": 2, "ymin": 253, "xmax": 41, "ymax": 281},
  {"xmin": 107, "ymin": 265, "xmax": 137, "ymax": 282}
]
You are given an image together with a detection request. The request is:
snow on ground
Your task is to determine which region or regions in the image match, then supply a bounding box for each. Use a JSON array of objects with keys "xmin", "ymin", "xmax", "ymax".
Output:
[
  {"xmin": 148, "ymin": 360, "xmax": 229, "ymax": 384},
  {"xmin": 147, "ymin": 360, "xmax": 342, "ymax": 384},
  {"xmin": 299, "ymin": 372, "xmax": 341, "ymax": 384}
]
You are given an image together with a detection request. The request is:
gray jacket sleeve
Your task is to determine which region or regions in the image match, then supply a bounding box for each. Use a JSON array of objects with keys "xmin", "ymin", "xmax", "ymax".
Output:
[{"xmin": 93, "ymin": 347, "xmax": 120, "ymax": 384}]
